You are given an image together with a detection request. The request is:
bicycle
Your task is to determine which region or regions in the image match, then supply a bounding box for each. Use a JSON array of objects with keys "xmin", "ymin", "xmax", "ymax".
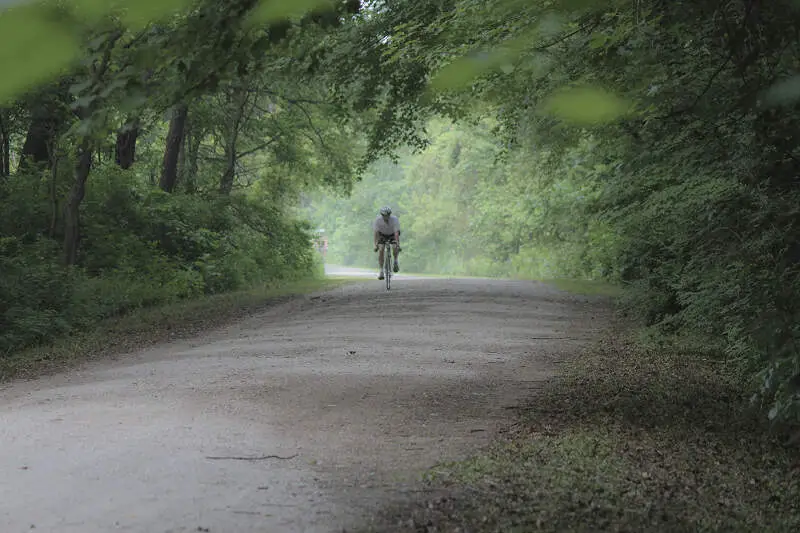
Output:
[
  {"xmin": 383, "ymin": 244, "xmax": 392, "ymax": 290},
  {"xmin": 376, "ymin": 238, "xmax": 400, "ymax": 291}
]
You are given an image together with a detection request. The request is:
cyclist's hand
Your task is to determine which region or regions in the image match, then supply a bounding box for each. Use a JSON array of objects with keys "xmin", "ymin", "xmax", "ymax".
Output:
[{"xmin": 374, "ymin": 245, "xmax": 378, "ymax": 252}]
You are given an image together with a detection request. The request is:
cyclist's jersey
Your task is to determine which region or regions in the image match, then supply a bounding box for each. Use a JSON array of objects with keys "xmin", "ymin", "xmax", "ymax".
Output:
[{"xmin": 373, "ymin": 215, "xmax": 400, "ymax": 236}]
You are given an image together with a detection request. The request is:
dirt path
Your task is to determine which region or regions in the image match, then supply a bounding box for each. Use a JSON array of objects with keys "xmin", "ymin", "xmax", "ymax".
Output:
[{"xmin": 0, "ymin": 275, "xmax": 609, "ymax": 533}]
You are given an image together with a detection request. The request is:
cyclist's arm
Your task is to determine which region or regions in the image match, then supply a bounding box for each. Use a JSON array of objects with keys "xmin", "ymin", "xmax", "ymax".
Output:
[{"xmin": 374, "ymin": 230, "xmax": 380, "ymax": 248}]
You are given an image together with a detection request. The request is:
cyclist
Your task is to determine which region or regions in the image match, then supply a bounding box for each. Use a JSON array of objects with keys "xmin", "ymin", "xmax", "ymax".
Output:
[{"xmin": 373, "ymin": 206, "xmax": 401, "ymax": 280}]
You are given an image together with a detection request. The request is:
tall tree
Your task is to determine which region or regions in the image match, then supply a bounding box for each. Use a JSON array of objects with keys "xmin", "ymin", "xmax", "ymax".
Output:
[
  {"xmin": 63, "ymin": 29, "xmax": 121, "ymax": 266},
  {"xmin": 17, "ymin": 82, "xmax": 71, "ymax": 172},
  {"xmin": 0, "ymin": 108, "xmax": 11, "ymax": 177},
  {"xmin": 159, "ymin": 103, "xmax": 189, "ymax": 192},
  {"xmin": 115, "ymin": 117, "xmax": 139, "ymax": 169},
  {"xmin": 219, "ymin": 81, "xmax": 249, "ymax": 195}
]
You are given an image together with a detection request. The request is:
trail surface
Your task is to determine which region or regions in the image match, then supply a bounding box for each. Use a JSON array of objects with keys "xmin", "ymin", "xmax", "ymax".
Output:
[{"xmin": 0, "ymin": 270, "xmax": 609, "ymax": 532}]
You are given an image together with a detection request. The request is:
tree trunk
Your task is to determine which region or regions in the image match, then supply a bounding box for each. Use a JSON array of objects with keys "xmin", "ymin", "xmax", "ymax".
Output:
[
  {"xmin": 1, "ymin": 134, "xmax": 8, "ymax": 177},
  {"xmin": 18, "ymin": 113, "xmax": 55, "ymax": 171},
  {"xmin": 184, "ymin": 125, "xmax": 202, "ymax": 194},
  {"xmin": 61, "ymin": 30, "xmax": 121, "ymax": 266},
  {"xmin": 63, "ymin": 143, "xmax": 92, "ymax": 266},
  {"xmin": 49, "ymin": 141, "xmax": 60, "ymax": 238},
  {"xmin": 18, "ymin": 85, "xmax": 69, "ymax": 172},
  {"xmin": 219, "ymin": 84, "xmax": 248, "ymax": 195},
  {"xmin": 0, "ymin": 109, "xmax": 10, "ymax": 177},
  {"xmin": 177, "ymin": 117, "xmax": 189, "ymax": 186},
  {"xmin": 160, "ymin": 103, "xmax": 189, "ymax": 192},
  {"xmin": 219, "ymin": 140, "xmax": 238, "ymax": 195},
  {"xmin": 115, "ymin": 118, "xmax": 139, "ymax": 169}
]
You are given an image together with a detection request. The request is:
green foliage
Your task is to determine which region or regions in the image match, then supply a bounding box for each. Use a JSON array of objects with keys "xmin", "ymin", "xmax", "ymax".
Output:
[
  {"xmin": 453, "ymin": 0, "xmax": 800, "ymax": 430},
  {"xmin": 116, "ymin": 0, "xmax": 193, "ymax": 29},
  {"xmin": 428, "ymin": 48, "xmax": 517, "ymax": 93},
  {"xmin": 250, "ymin": 0, "xmax": 333, "ymax": 24},
  {"xmin": 0, "ymin": 0, "xmax": 390, "ymax": 356},
  {"xmin": 304, "ymin": 118, "xmax": 614, "ymax": 279},
  {"xmin": 0, "ymin": 164, "xmax": 317, "ymax": 353},
  {"xmin": 0, "ymin": 237, "xmax": 74, "ymax": 353},
  {"xmin": 763, "ymin": 75, "xmax": 800, "ymax": 107},
  {"xmin": 542, "ymin": 86, "xmax": 631, "ymax": 125},
  {"xmin": 0, "ymin": 3, "xmax": 79, "ymax": 101}
]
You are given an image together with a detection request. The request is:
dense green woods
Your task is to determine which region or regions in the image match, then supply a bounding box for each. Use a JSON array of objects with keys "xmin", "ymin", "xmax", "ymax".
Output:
[
  {"xmin": 2, "ymin": 0, "xmax": 800, "ymax": 431},
  {"xmin": 0, "ymin": 0, "xmax": 387, "ymax": 354},
  {"xmin": 304, "ymin": 118, "xmax": 612, "ymax": 280}
]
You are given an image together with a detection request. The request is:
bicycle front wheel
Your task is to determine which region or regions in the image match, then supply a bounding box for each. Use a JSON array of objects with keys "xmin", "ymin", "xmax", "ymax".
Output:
[{"xmin": 385, "ymin": 254, "xmax": 391, "ymax": 290}]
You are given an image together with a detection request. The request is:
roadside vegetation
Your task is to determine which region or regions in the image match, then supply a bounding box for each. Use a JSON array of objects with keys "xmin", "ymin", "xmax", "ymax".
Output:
[
  {"xmin": 361, "ymin": 310, "xmax": 800, "ymax": 532},
  {"xmin": 0, "ymin": 277, "xmax": 354, "ymax": 381}
]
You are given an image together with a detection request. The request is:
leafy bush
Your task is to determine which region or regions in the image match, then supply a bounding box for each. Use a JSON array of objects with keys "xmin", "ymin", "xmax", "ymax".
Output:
[
  {"xmin": 0, "ymin": 165, "xmax": 319, "ymax": 355},
  {"xmin": 0, "ymin": 237, "xmax": 74, "ymax": 353}
]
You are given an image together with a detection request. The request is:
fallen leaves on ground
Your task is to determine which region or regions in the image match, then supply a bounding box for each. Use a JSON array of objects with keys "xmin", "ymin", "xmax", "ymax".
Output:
[{"xmin": 362, "ymin": 324, "xmax": 800, "ymax": 533}]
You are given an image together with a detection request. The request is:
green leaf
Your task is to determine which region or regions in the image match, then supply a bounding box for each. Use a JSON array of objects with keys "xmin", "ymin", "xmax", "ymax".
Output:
[
  {"xmin": 119, "ymin": 0, "xmax": 192, "ymax": 29},
  {"xmin": 428, "ymin": 55, "xmax": 491, "ymax": 92},
  {"xmin": 429, "ymin": 48, "xmax": 516, "ymax": 92},
  {"xmin": 0, "ymin": 6, "xmax": 79, "ymax": 101},
  {"xmin": 71, "ymin": 0, "xmax": 112, "ymax": 22},
  {"xmin": 542, "ymin": 86, "xmax": 631, "ymax": 124},
  {"xmin": 428, "ymin": 24, "xmax": 561, "ymax": 94},
  {"xmin": 249, "ymin": 0, "xmax": 333, "ymax": 24},
  {"xmin": 589, "ymin": 32, "xmax": 610, "ymax": 49},
  {"xmin": 557, "ymin": 0, "xmax": 612, "ymax": 9},
  {"xmin": 536, "ymin": 11, "xmax": 565, "ymax": 41},
  {"xmin": 762, "ymin": 75, "xmax": 800, "ymax": 107}
]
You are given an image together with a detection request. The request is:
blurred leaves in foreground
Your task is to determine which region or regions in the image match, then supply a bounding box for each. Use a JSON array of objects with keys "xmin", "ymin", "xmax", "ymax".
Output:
[
  {"xmin": 762, "ymin": 75, "xmax": 800, "ymax": 107},
  {"xmin": 0, "ymin": 3, "xmax": 79, "ymax": 102},
  {"xmin": 0, "ymin": 0, "xmax": 191, "ymax": 101},
  {"xmin": 0, "ymin": 0, "xmax": 335, "ymax": 101},
  {"xmin": 543, "ymin": 86, "xmax": 631, "ymax": 124},
  {"xmin": 249, "ymin": 0, "xmax": 333, "ymax": 24}
]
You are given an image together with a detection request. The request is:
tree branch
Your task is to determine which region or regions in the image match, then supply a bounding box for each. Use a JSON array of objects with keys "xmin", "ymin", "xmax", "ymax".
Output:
[
  {"xmin": 236, "ymin": 138, "xmax": 278, "ymax": 159},
  {"xmin": 291, "ymin": 100, "xmax": 330, "ymax": 154},
  {"xmin": 652, "ymin": 0, "xmax": 758, "ymax": 122},
  {"xmin": 260, "ymin": 89, "xmax": 330, "ymax": 106},
  {"xmin": 533, "ymin": 16, "xmax": 602, "ymax": 52}
]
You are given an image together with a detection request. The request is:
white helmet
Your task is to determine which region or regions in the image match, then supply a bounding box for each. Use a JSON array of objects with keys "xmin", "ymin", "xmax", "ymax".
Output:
[{"xmin": 380, "ymin": 206, "xmax": 392, "ymax": 216}]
